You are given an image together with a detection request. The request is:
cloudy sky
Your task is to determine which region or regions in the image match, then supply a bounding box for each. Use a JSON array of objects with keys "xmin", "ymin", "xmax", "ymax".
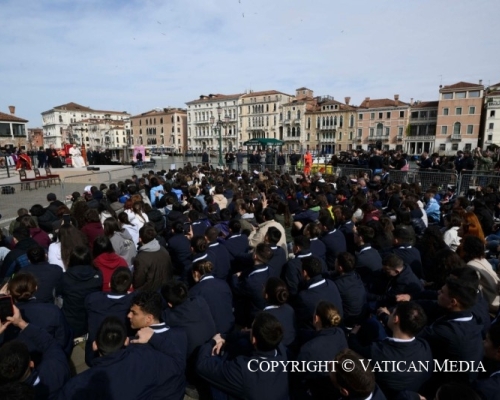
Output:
[{"xmin": 2, "ymin": 0, "xmax": 499, "ymax": 126}]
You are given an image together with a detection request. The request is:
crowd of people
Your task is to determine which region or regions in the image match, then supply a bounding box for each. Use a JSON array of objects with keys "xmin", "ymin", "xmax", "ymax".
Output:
[{"xmin": 0, "ymin": 152, "xmax": 500, "ymax": 399}]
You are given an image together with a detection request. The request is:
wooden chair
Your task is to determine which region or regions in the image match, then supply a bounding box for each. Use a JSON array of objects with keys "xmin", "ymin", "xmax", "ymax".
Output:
[
  {"xmin": 34, "ymin": 168, "xmax": 49, "ymax": 188},
  {"xmin": 19, "ymin": 169, "xmax": 36, "ymax": 191},
  {"xmin": 45, "ymin": 167, "xmax": 61, "ymax": 185}
]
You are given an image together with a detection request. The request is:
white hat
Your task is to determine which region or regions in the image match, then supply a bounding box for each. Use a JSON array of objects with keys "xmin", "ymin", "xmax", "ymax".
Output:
[{"xmin": 84, "ymin": 185, "xmax": 92, "ymax": 193}]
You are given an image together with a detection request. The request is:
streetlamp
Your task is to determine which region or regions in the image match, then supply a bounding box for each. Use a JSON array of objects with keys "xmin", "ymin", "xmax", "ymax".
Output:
[{"xmin": 210, "ymin": 106, "xmax": 230, "ymax": 167}]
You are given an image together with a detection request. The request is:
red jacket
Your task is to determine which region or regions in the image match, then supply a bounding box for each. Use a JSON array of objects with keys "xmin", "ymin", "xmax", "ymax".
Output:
[
  {"xmin": 81, "ymin": 222, "xmax": 104, "ymax": 249},
  {"xmin": 30, "ymin": 227, "xmax": 51, "ymax": 249},
  {"xmin": 93, "ymin": 252, "xmax": 128, "ymax": 292}
]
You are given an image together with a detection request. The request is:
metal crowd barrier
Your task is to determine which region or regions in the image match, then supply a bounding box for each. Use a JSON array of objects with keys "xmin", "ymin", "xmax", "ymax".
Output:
[{"xmin": 457, "ymin": 172, "xmax": 500, "ymax": 195}]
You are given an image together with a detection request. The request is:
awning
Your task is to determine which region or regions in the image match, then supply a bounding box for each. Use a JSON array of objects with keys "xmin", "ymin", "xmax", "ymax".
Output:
[{"xmin": 243, "ymin": 138, "xmax": 284, "ymax": 146}]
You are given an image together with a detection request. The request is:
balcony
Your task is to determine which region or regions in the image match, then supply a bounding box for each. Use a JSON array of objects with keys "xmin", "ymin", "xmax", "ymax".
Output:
[
  {"xmin": 405, "ymin": 135, "xmax": 436, "ymax": 141},
  {"xmin": 320, "ymin": 125, "xmax": 337, "ymax": 130},
  {"xmin": 293, "ymin": 119, "xmax": 301, "ymax": 125},
  {"xmin": 283, "ymin": 135, "xmax": 301, "ymax": 141},
  {"xmin": 451, "ymin": 134, "xmax": 462, "ymax": 141},
  {"xmin": 397, "ymin": 135, "xmax": 403, "ymax": 141},
  {"xmin": 194, "ymin": 120, "xmax": 210, "ymax": 124},
  {"xmin": 283, "ymin": 119, "xmax": 291, "ymax": 125}
]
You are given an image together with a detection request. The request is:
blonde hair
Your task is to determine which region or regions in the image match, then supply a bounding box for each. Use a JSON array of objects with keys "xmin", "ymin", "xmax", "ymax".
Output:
[{"xmin": 315, "ymin": 301, "xmax": 342, "ymax": 328}]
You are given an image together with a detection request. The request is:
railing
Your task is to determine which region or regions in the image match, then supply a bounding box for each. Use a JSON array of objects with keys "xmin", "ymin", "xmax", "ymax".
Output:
[
  {"xmin": 405, "ymin": 135, "xmax": 436, "ymax": 141},
  {"xmin": 451, "ymin": 134, "xmax": 462, "ymax": 140}
]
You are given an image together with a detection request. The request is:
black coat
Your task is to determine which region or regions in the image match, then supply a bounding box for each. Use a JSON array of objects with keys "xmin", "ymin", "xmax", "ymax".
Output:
[
  {"xmin": 268, "ymin": 245, "xmax": 287, "ymax": 278},
  {"xmin": 320, "ymin": 229, "xmax": 347, "ymax": 271},
  {"xmin": 331, "ymin": 271, "xmax": 367, "ymax": 326},
  {"xmin": 264, "ymin": 304, "xmax": 297, "ymax": 348},
  {"xmin": 207, "ymin": 242, "xmax": 231, "ymax": 280},
  {"xmin": 167, "ymin": 233, "xmax": 193, "ymax": 280},
  {"xmin": 23, "ymin": 262, "xmax": 63, "ymax": 303},
  {"xmin": 392, "ymin": 244, "xmax": 424, "ymax": 280},
  {"xmin": 355, "ymin": 245, "xmax": 383, "ymax": 286}
]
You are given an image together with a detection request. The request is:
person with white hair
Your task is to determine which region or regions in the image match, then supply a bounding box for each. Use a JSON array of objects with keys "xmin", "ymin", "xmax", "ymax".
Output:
[{"xmin": 69, "ymin": 144, "xmax": 86, "ymax": 168}]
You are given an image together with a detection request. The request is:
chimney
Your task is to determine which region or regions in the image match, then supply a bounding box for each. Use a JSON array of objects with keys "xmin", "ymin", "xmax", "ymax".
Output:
[
  {"xmin": 345, "ymin": 97, "xmax": 351, "ymax": 105},
  {"xmin": 479, "ymin": 79, "xmax": 483, "ymax": 85},
  {"xmin": 394, "ymin": 94, "xmax": 399, "ymax": 107},
  {"xmin": 410, "ymin": 98, "xmax": 414, "ymax": 106},
  {"xmin": 365, "ymin": 97, "xmax": 370, "ymax": 108},
  {"xmin": 8, "ymin": 105, "xmax": 15, "ymax": 115}
]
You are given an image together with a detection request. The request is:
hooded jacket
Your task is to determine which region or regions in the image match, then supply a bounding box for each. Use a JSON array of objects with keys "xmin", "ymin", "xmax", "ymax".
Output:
[
  {"xmin": 94, "ymin": 252, "xmax": 129, "ymax": 292},
  {"xmin": 133, "ymin": 239, "xmax": 173, "ymax": 292},
  {"xmin": 109, "ymin": 230, "xmax": 137, "ymax": 266}
]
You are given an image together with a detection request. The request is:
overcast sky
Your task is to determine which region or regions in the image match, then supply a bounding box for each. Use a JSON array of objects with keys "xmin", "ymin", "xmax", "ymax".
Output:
[{"xmin": 2, "ymin": 0, "xmax": 499, "ymax": 126}]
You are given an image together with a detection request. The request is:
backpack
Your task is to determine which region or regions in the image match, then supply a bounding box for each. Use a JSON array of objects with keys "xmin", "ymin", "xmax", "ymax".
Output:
[{"xmin": 1, "ymin": 186, "xmax": 15, "ymax": 194}]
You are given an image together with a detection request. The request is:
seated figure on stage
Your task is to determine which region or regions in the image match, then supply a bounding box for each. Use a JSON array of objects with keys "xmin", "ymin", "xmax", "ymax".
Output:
[
  {"xmin": 15, "ymin": 149, "xmax": 33, "ymax": 170},
  {"xmin": 69, "ymin": 144, "xmax": 86, "ymax": 168}
]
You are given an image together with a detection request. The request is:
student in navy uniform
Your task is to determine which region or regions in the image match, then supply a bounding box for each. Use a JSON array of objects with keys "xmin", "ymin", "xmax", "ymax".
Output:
[
  {"xmin": 190, "ymin": 260, "xmax": 234, "ymax": 334},
  {"xmin": 263, "ymin": 277, "xmax": 297, "ymax": 350},
  {"xmin": 232, "ymin": 243, "xmax": 272, "ymax": 328},
  {"xmin": 474, "ymin": 322, "xmax": 500, "ymax": 400},
  {"xmin": 59, "ymin": 317, "xmax": 186, "ymax": 400},
  {"xmin": 265, "ymin": 227, "xmax": 287, "ymax": 278},
  {"xmin": 368, "ymin": 254, "xmax": 423, "ymax": 308},
  {"xmin": 296, "ymin": 301, "xmax": 348, "ymax": 400},
  {"xmin": 197, "ymin": 312, "xmax": 289, "ymax": 400},
  {"xmin": 222, "ymin": 219, "xmax": 250, "ymax": 273},
  {"xmin": 331, "ymin": 349, "xmax": 388, "ymax": 400},
  {"xmin": 420, "ymin": 273, "xmax": 484, "ymax": 386},
  {"xmin": 319, "ymin": 213, "xmax": 347, "ymax": 271},
  {"xmin": 331, "ymin": 252, "xmax": 367, "ymax": 327},
  {"xmin": 167, "ymin": 221, "xmax": 193, "ymax": 282},
  {"xmin": 3, "ymin": 273, "xmax": 73, "ymax": 357},
  {"xmin": 349, "ymin": 302, "xmax": 433, "ymax": 398},
  {"xmin": 190, "ymin": 235, "xmax": 216, "ymax": 278},
  {"xmin": 354, "ymin": 225, "xmax": 383, "ymax": 286},
  {"xmin": 84, "ymin": 267, "xmax": 135, "ymax": 366},
  {"xmin": 282, "ymin": 235, "xmax": 313, "ymax": 296},
  {"xmin": 0, "ymin": 305, "xmax": 70, "ymax": 400},
  {"xmin": 189, "ymin": 210, "xmax": 211, "ymax": 237},
  {"xmin": 205, "ymin": 227, "xmax": 231, "ymax": 280},
  {"xmin": 337, "ymin": 207, "xmax": 356, "ymax": 254},
  {"xmin": 304, "ymin": 222, "xmax": 327, "ymax": 265},
  {"xmin": 294, "ymin": 256, "xmax": 343, "ymax": 330},
  {"xmin": 392, "ymin": 226, "xmax": 424, "ymax": 279},
  {"xmin": 23, "ymin": 245, "xmax": 63, "ymax": 304}
]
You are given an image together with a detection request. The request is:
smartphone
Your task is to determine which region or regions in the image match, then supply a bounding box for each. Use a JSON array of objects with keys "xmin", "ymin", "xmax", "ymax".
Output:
[
  {"xmin": 62, "ymin": 214, "xmax": 71, "ymax": 225},
  {"xmin": 0, "ymin": 295, "xmax": 13, "ymax": 322}
]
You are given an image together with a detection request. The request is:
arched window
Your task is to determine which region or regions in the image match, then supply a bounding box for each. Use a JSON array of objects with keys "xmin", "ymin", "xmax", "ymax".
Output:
[
  {"xmin": 287, "ymin": 111, "xmax": 291, "ymax": 120},
  {"xmin": 287, "ymin": 127, "xmax": 291, "ymax": 137},
  {"xmin": 333, "ymin": 116, "xmax": 337, "ymax": 126},
  {"xmin": 350, "ymin": 115, "xmax": 354, "ymax": 128},
  {"xmin": 292, "ymin": 127, "xmax": 296, "ymax": 137},
  {"xmin": 297, "ymin": 110, "xmax": 301, "ymax": 119},
  {"xmin": 160, "ymin": 118, "xmax": 163, "ymax": 124},
  {"xmin": 161, "ymin": 127, "xmax": 164, "ymax": 134},
  {"xmin": 453, "ymin": 122, "xmax": 461, "ymax": 135},
  {"xmin": 322, "ymin": 117, "xmax": 326, "ymax": 126},
  {"xmin": 154, "ymin": 118, "xmax": 156, "ymax": 125},
  {"xmin": 339, "ymin": 116, "xmax": 343, "ymax": 128},
  {"xmin": 376, "ymin": 123, "xmax": 383, "ymax": 136}
]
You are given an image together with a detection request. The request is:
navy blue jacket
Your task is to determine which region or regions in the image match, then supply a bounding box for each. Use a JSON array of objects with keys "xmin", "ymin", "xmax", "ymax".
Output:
[
  {"xmin": 232, "ymin": 264, "xmax": 270, "ymax": 327},
  {"xmin": 320, "ymin": 229, "xmax": 347, "ymax": 271},
  {"xmin": 355, "ymin": 245, "xmax": 382, "ymax": 286},
  {"xmin": 197, "ymin": 341, "xmax": 289, "ymax": 400},
  {"xmin": 268, "ymin": 245, "xmax": 287, "ymax": 278},
  {"xmin": 339, "ymin": 220, "xmax": 356, "ymax": 254},
  {"xmin": 392, "ymin": 244, "xmax": 424, "ymax": 280},
  {"xmin": 368, "ymin": 266, "xmax": 423, "ymax": 307},
  {"xmin": 207, "ymin": 242, "xmax": 231, "ymax": 280},
  {"xmin": 84, "ymin": 291, "xmax": 135, "ymax": 366},
  {"xmin": 309, "ymin": 238, "xmax": 327, "ymax": 262},
  {"xmin": 349, "ymin": 335, "xmax": 433, "ymax": 397},
  {"xmin": 264, "ymin": 304, "xmax": 297, "ymax": 348},
  {"xmin": 222, "ymin": 233, "xmax": 250, "ymax": 271},
  {"xmin": 331, "ymin": 272, "xmax": 367, "ymax": 326},
  {"xmin": 162, "ymin": 296, "xmax": 217, "ymax": 358},
  {"xmin": 59, "ymin": 331, "xmax": 186, "ymax": 400},
  {"xmin": 191, "ymin": 218, "xmax": 211, "ymax": 237},
  {"xmin": 20, "ymin": 324, "xmax": 70, "ymax": 400},
  {"xmin": 167, "ymin": 233, "xmax": 193, "ymax": 279},
  {"xmin": 189, "ymin": 275, "xmax": 235, "ymax": 334},
  {"xmin": 419, "ymin": 310, "xmax": 484, "ymax": 384},
  {"xmin": 294, "ymin": 276, "xmax": 343, "ymax": 329},
  {"xmin": 474, "ymin": 371, "xmax": 500, "ymax": 400},
  {"xmin": 23, "ymin": 262, "xmax": 63, "ymax": 303},
  {"xmin": 5, "ymin": 300, "xmax": 73, "ymax": 357},
  {"xmin": 283, "ymin": 251, "xmax": 312, "ymax": 296}
]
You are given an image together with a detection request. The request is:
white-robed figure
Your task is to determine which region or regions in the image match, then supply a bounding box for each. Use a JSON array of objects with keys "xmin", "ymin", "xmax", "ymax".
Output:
[{"xmin": 69, "ymin": 144, "xmax": 85, "ymax": 168}]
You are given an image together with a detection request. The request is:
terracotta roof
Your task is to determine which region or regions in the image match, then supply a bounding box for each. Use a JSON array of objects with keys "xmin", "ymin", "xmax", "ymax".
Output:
[
  {"xmin": 241, "ymin": 90, "xmax": 292, "ymax": 98},
  {"xmin": 296, "ymin": 87, "xmax": 311, "ymax": 91},
  {"xmin": 487, "ymin": 91, "xmax": 500, "ymax": 97},
  {"xmin": 440, "ymin": 81, "xmax": 483, "ymax": 91},
  {"xmin": 282, "ymin": 97, "xmax": 317, "ymax": 107},
  {"xmin": 130, "ymin": 108, "xmax": 186, "ymax": 118},
  {"xmin": 186, "ymin": 93, "xmax": 243, "ymax": 105},
  {"xmin": 0, "ymin": 111, "xmax": 28, "ymax": 123},
  {"xmin": 52, "ymin": 102, "xmax": 93, "ymax": 112},
  {"xmin": 410, "ymin": 101, "xmax": 439, "ymax": 109},
  {"xmin": 358, "ymin": 98, "xmax": 409, "ymax": 109},
  {"xmin": 92, "ymin": 109, "xmax": 129, "ymax": 115}
]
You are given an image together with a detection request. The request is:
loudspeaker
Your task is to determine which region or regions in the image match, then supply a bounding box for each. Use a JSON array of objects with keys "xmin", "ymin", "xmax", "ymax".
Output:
[{"xmin": 87, "ymin": 167, "xmax": 100, "ymax": 171}]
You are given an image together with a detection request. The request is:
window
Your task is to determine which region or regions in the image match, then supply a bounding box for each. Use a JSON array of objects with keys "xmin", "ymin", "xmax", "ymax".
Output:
[
  {"xmin": 358, "ymin": 128, "xmax": 362, "ymax": 137},
  {"xmin": 488, "ymin": 135, "xmax": 493, "ymax": 141},
  {"xmin": 464, "ymin": 143, "xmax": 472, "ymax": 151},
  {"xmin": 358, "ymin": 113, "xmax": 363, "ymax": 120},
  {"xmin": 376, "ymin": 123, "xmax": 383, "ymax": 136},
  {"xmin": 452, "ymin": 143, "xmax": 459, "ymax": 151},
  {"xmin": 385, "ymin": 127, "xmax": 390, "ymax": 136},
  {"xmin": 369, "ymin": 128, "xmax": 374, "ymax": 136},
  {"xmin": 370, "ymin": 113, "xmax": 375, "ymax": 120},
  {"xmin": 456, "ymin": 92, "xmax": 466, "ymax": 99},
  {"xmin": 442, "ymin": 108, "xmax": 449, "ymax": 116},
  {"xmin": 441, "ymin": 126, "xmax": 448, "ymax": 135},
  {"xmin": 467, "ymin": 125, "xmax": 473, "ymax": 134},
  {"xmin": 399, "ymin": 111, "xmax": 404, "ymax": 118},
  {"xmin": 386, "ymin": 112, "xmax": 391, "ymax": 118},
  {"xmin": 339, "ymin": 132, "xmax": 342, "ymax": 140},
  {"xmin": 443, "ymin": 93, "xmax": 453, "ymax": 100},
  {"xmin": 490, "ymin": 110, "xmax": 496, "ymax": 117},
  {"xmin": 469, "ymin": 91, "xmax": 480, "ymax": 98},
  {"xmin": 456, "ymin": 107, "xmax": 462, "ymax": 115},
  {"xmin": 411, "ymin": 111, "xmax": 419, "ymax": 118},
  {"xmin": 453, "ymin": 122, "xmax": 461, "ymax": 135},
  {"xmin": 439, "ymin": 144, "xmax": 446, "ymax": 151},
  {"xmin": 349, "ymin": 132, "xmax": 353, "ymax": 140},
  {"xmin": 349, "ymin": 115, "xmax": 354, "ymax": 127},
  {"xmin": 378, "ymin": 112, "xmax": 383, "ymax": 119},
  {"xmin": 489, "ymin": 123, "xmax": 494, "ymax": 130},
  {"xmin": 398, "ymin": 127, "xmax": 403, "ymax": 136},
  {"xmin": 469, "ymin": 106, "xmax": 475, "ymax": 114}
]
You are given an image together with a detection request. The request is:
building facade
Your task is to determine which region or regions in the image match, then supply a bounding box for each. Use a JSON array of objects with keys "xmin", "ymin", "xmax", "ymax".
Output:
[
  {"xmin": 239, "ymin": 90, "xmax": 294, "ymax": 146},
  {"xmin": 41, "ymin": 102, "xmax": 130, "ymax": 148},
  {"xmin": 130, "ymin": 108, "xmax": 187, "ymax": 154},
  {"xmin": 405, "ymin": 101, "xmax": 438, "ymax": 155},
  {"xmin": 28, "ymin": 128, "xmax": 44, "ymax": 150},
  {"xmin": 0, "ymin": 106, "xmax": 28, "ymax": 149},
  {"xmin": 435, "ymin": 81, "xmax": 484, "ymax": 154},
  {"xmin": 482, "ymin": 82, "xmax": 500, "ymax": 149},
  {"xmin": 186, "ymin": 94, "xmax": 241, "ymax": 152},
  {"xmin": 357, "ymin": 96, "xmax": 410, "ymax": 152}
]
